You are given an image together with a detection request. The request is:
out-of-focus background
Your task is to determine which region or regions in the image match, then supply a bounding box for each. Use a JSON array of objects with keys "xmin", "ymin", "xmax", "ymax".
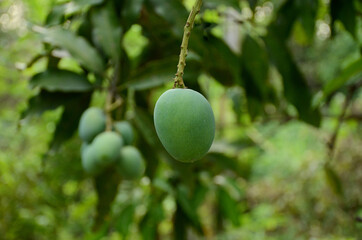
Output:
[{"xmin": 0, "ymin": 0, "xmax": 361, "ymax": 239}]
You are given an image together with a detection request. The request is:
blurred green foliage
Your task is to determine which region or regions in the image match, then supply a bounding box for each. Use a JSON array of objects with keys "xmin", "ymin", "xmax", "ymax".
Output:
[{"xmin": 0, "ymin": 0, "xmax": 361, "ymax": 239}]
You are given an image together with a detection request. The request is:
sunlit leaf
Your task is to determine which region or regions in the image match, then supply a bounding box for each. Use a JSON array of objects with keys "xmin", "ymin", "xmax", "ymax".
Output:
[{"xmin": 40, "ymin": 26, "xmax": 105, "ymax": 74}]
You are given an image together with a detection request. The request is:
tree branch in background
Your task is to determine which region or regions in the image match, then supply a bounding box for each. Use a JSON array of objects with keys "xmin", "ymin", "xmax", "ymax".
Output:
[
  {"xmin": 173, "ymin": 0, "xmax": 203, "ymax": 88},
  {"xmin": 327, "ymin": 82, "xmax": 360, "ymax": 160}
]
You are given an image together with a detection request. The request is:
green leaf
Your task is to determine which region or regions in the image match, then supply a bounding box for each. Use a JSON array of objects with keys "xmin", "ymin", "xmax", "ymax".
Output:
[
  {"xmin": 40, "ymin": 26, "xmax": 105, "ymax": 74},
  {"xmin": 204, "ymin": 0, "xmax": 240, "ymax": 10},
  {"xmin": 121, "ymin": 0, "xmax": 144, "ymax": 29},
  {"xmin": 93, "ymin": 167, "xmax": 121, "ymax": 231},
  {"xmin": 91, "ymin": 1, "xmax": 122, "ymax": 61},
  {"xmin": 45, "ymin": 4, "xmax": 66, "ymax": 26},
  {"xmin": 190, "ymin": 29, "xmax": 240, "ymax": 86},
  {"xmin": 323, "ymin": 57, "xmax": 362, "ymax": 97},
  {"xmin": 29, "ymin": 69, "xmax": 93, "ymax": 92},
  {"xmin": 123, "ymin": 58, "xmax": 177, "ymax": 90},
  {"xmin": 148, "ymin": 0, "xmax": 188, "ymax": 37},
  {"xmin": 173, "ymin": 203, "xmax": 188, "ymax": 240},
  {"xmin": 331, "ymin": 0, "xmax": 356, "ymax": 37},
  {"xmin": 247, "ymin": 0, "xmax": 258, "ymax": 10},
  {"xmin": 297, "ymin": 0, "xmax": 319, "ymax": 42},
  {"xmin": 140, "ymin": 203, "xmax": 164, "ymax": 240},
  {"xmin": 264, "ymin": 33, "xmax": 321, "ymax": 126},
  {"xmin": 324, "ymin": 165, "xmax": 344, "ymax": 197},
  {"xmin": 20, "ymin": 90, "xmax": 70, "ymax": 119},
  {"xmin": 176, "ymin": 185, "xmax": 203, "ymax": 233},
  {"xmin": 241, "ymin": 35, "xmax": 269, "ymax": 101},
  {"xmin": 116, "ymin": 203, "xmax": 135, "ymax": 237},
  {"xmin": 49, "ymin": 92, "xmax": 91, "ymax": 150},
  {"xmin": 217, "ymin": 187, "xmax": 240, "ymax": 226},
  {"xmin": 133, "ymin": 107, "xmax": 162, "ymax": 148}
]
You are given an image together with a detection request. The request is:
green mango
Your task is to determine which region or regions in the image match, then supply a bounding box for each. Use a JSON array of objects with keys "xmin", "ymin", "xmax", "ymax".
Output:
[
  {"xmin": 118, "ymin": 146, "xmax": 146, "ymax": 179},
  {"xmin": 78, "ymin": 107, "xmax": 106, "ymax": 142},
  {"xmin": 92, "ymin": 131, "xmax": 123, "ymax": 166},
  {"xmin": 113, "ymin": 121, "xmax": 134, "ymax": 145},
  {"xmin": 154, "ymin": 89, "xmax": 215, "ymax": 162},
  {"xmin": 81, "ymin": 144, "xmax": 103, "ymax": 175}
]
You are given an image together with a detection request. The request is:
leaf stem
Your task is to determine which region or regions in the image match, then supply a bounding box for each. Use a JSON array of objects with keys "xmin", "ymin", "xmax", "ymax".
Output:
[{"xmin": 173, "ymin": 0, "xmax": 203, "ymax": 88}]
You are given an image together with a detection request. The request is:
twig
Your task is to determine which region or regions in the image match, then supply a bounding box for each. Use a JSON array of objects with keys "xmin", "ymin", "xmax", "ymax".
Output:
[
  {"xmin": 327, "ymin": 83, "xmax": 359, "ymax": 160},
  {"xmin": 173, "ymin": 0, "xmax": 203, "ymax": 88},
  {"xmin": 105, "ymin": 62, "xmax": 121, "ymax": 131}
]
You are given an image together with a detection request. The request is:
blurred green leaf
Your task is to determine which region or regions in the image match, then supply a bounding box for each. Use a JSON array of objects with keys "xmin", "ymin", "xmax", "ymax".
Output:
[
  {"xmin": 204, "ymin": 0, "xmax": 240, "ymax": 10},
  {"xmin": 190, "ymin": 29, "xmax": 239, "ymax": 86},
  {"xmin": 93, "ymin": 167, "xmax": 121, "ymax": 231},
  {"xmin": 121, "ymin": 0, "xmax": 144, "ymax": 30},
  {"xmin": 140, "ymin": 203, "xmax": 164, "ymax": 240},
  {"xmin": 49, "ymin": 92, "xmax": 91, "ymax": 150},
  {"xmin": 30, "ymin": 69, "xmax": 93, "ymax": 92},
  {"xmin": 173, "ymin": 202, "xmax": 188, "ymax": 240},
  {"xmin": 40, "ymin": 26, "xmax": 105, "ymax": 74},
  {"xmin": 123, "ymin": 58, "xmax": 177, "ymax": 90},
  {"xmin": 298, "ymin": 0, "xmax": 318, "ymax": 42},
  {"xmin": 148, "ymin": 0, "xmax": 188, "ymax": 37},
  {"xmin": 324, "ymin": 165, "xmax": 344, "ymax": 197},
  {"xmin": 91, "ymin": 1, "xmax": 122, "ymax": 61},
  {"xmin": 20, "ymin": 90, "xmax": 69, "ymax": 119},
  {"xmin": 116, "ymin": 203, "xmax": 135, "ymax": 237},
  {"xmin": 176, "ymin": 185, "xmax": 203, "ymax": 233},
  {"xmin": 323, "ymin": 57, "xmax": 362, "ymax": 97},
  {"xmin": 331, "ymin": 0, "xmax": 357, "ymax": 37},
  {"xmin": 247, "ymin": 0, "xmax": 258, "ymax": 10},
  {"xmin": 45, "ymin": 4, "xmax": 66, "ymax": 26},
  {"xmin": 217, "ymin": 187, "xmax": 240, "ymax": 226}
]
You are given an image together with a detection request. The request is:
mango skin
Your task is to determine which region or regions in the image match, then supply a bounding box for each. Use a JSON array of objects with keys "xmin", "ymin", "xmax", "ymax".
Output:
[
  {"xmin": 92, "ymin": 131, "xmax": 124, "ymax": 166},
  {"xmin": 113, "ymin": 121, "xmax": 134, "ymax": 145},
  {"xmin": 117, "ymin": 146, "xmax": 146, "ymax": 179},
  {"xmin": 81, "ymin": 144, "xmax": 103, "ymax": 175},
  {"xmin": 154, "ymin": 89, "xmax": 215, "ymax": 162},
  {"xmin": 79, "ymin": 107, "xmax": 106, "ymax": 142}
]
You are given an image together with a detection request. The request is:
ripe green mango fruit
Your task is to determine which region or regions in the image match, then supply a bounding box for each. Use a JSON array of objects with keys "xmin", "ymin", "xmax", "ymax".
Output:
[
  {"xmin": 78, "ymin": 107, "xmax": 106, "ymax": 142},
  {"xmin": 154, "ymin": 89, "xmax": 215, "ymax": 162},
  {"xmin": 113, "ymin": 121, "xmax": 134, "ymax": 145},
  {"xmin": 117, "ymin": 146, "xmax": 146, "ymax": 179},
  {"xmin": 81, "ymin": 144, "xmax": 103, "ymax": 175},
  {"xmin": 92, "ymin": 131, "xmax": 123, "ymax": 166}
]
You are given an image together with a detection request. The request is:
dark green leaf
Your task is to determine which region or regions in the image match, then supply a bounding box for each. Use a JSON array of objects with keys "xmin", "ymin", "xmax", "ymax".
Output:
[
  {"xmin": 176, "ymin": 185, "xmax": 203, "ymax": 233},
  {"xmin": 204, "ymin": 0, "xmax": 240, "ymax": 10},
  {"xmin": 20, "ymin": 90, "xmax": 70, "ymax": 119},
  {"xmin": 123, "ymin": 58, "xmax": 177, "ymax": 90},
  {"xmin": 264, "ymin": 33, "xmax": 321, "ymax": 126},
  {"xmin": 116, "ymin": 203, "xmax": 135, "ymax": 237},
  {"xmin": 324, "ymin": 57, "xmax": 362, "ymax": 97},
  {"xmin": 93, "ymin": 167, "xmax": 121, "ymax": 231},
  {"xmin": 121, "ymin": 0, "xmax": 144, "ymax": 29},
  {"xmin": 324, "ymin": 165, "xmax": 344, "ymax": 197},
  {"xmin": 49, "ymin": 92, "xmax": 91, "ymax": 150},
  {"xmin": 190, "ymin": 29, "xmax": 239, "ymax": 86},
  {"xmin": 173, "ymin": 203, "xmax": 188, "ymax": 240},
  {"xmin": 331, "ymin": 0, "xmax": 357, "ymax": 37},
  {"xmin": 133, "ymin": 107, "xmax": 162, "ymax": 148},
  {"xmin": 217, "ymin": 187, "xmax": 240, "ymax": 226},
  {"xmin": 91, "ymin": 1, "xmax": 122, "ymax": 61},
  {"xmin": 140, "ymin": 204, "xmax": 164, "ymax": 240},
  {"xmin": 45, "ymin": 4, "xmax": 66, "ymax": 26},
  {"xmin": 247, "ymin": 0, "xmax": 258, "ymax": 10},
  {"xmin": 40, "ymin": 26, "xmax": 105, "ymax": 74},
  {"xmin": 147, "ymin": 0, "xmax": 188, "ymax": 37},
  {"xmin": 298, "ymin": 0, "xmax": 319, "ymax": 42},
  {"xmin": 241, "ymin": 35, "xmax": 269, "ymax": 101},
  {"xmin": 29, "ymin": 69, "xmax": 93, "ymax": 92}
]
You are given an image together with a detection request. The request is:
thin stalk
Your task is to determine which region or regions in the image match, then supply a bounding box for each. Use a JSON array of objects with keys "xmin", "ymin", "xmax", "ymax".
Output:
[
  {"xmin": 173, "ymin": 0, "xmax": 203, "ymax": 88},
  {"xmin": 105, "ymin": 62, "xmax": 121, "ymax": 131}
]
